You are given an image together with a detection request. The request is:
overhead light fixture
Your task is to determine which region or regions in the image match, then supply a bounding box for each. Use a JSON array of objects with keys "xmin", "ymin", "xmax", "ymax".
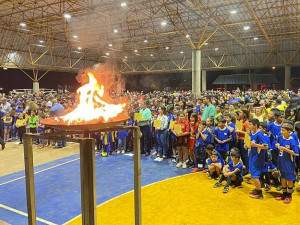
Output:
[
  {"xmin": 165, "ymin": 46, "xmax": 169, "ymax": 50},
  {"xmin": 180, "ymin": 51, "xmax": 184, "ymax": 54},
  {"xmin": 243, "ymin": 25, "xmax": 250, "ymax": 30},
  {"xmin": 39, "ymin": 40, "xmax": 44, "ymax": 43},
  {"xmin": 73, "ymin": 35, "xmax": 78, "ymax": 39},
  {"xmin": 215, "ymin": 48, "xmax": 219, "ymax": 51},
  {"xmin": 161, "ymin": 21, "xmax": 167, "ymax": 26},
  {"xmin": 204, "ymin": 43, "xmax": 208, "ymax": 45},
  {"xmin": 124, "ymin": 56, "xmax": 128, "ymax": 59},
  {"xmin": 144, "ymin": 40, "xmax": 148, "ymax": 43},
  {"xmin": 230, "ymin": 10, "xmax": 237, "ymax": 14},
  {"xmin": 20, "ymin": 22, "xmax": 26, "ymax": 27},
  {"xmin": 3, "ymin": 67, "xmax": 8, "ymax": 70},
  {"xmin": 185, "ymin": 34, "xmax": 190, "ymax": 38},
  {"xmin": 106, "ymin": 52, "xmax": 110, "ymax": 56},
  {"xmin": 253, "ymin": 37, "xmax": 258, "ymax": 40},
  {"xmin": 134, "ymin": 49, "xmax": 138, "ymax": 53},
  {"xmin": 78, "ymin": 47, "xmax": 82, "ymax": 50},
  {"xmin": 150, "ymin": 54, "xmax": 153, "ymax": 57},
  {"xmin": 64, "ymin": 13, "xmax": 71, "ymax": 19},
  {"xmin": 109, "ymin": 43, "xmax": 113, "ymax": 47},
  {"xmin": 113, "ymin": 29, "xmax": 118, "ymax": 33},
  {"xmin": 272, "ymin": 66, "xmax": 276, "ymax": 70},
  {"xmin": 121, "ymin": 2, "xmax": 127, "ymax": 7}
]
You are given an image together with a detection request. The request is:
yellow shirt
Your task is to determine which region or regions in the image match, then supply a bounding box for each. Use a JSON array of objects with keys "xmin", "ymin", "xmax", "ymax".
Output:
[{"xmin": 16, "ymin": 119, "xmax": 26, "ymax": 127}]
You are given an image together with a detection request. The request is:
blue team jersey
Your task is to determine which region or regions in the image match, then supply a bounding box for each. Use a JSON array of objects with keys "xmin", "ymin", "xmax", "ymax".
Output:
[
  {"xmin": 290, "ymin": 132, "xmax": 300, "ymax": 146},
  {"xmin": 267, "ymin": 122, "xmax": 281, "ymax": 150},
  {"xmin": 263, "ymin": 133, "xmax": 271, "ymax": 150},
  {"xmin": 207, "ymin": 157, "xmax": 223, "ymax": 166},
  {"xmin": 227, "ymin": 122, "xmax": 236, "ymax": 141},
  {"xmin": 207, "ymin": 150, "xmax": 224, "ymax": 167},
  {"xmin": 249, "ymin": 130, "xmax": 268, "ymax": 169},
  {"xmin": 214, "ymin": 127, "xmax": 231, "ymax": 151},
  {"xmin": 276, "ymin": 136, "xmax": 299, "ymax": 173},
  {"xmin": 262, "ymin": 162, "xmax": 276, "ymax": 173},
  {"xmin": 37, "ymin": 121, "xmax": 44, "ymax": 132},
  {"xmin": 208, "ymin": 126, "xmax": 215, "ymax": 144},
  {"xmin": 195, "ymin": 129, "xmax": 210, "ymax": 147},
  {"xmin": 117, "ymin": 130, "xmax": 128, "ymax": 139},
  {"xmin": 228, "ymin": 161, "xmax": 243, "ymax": 181}
]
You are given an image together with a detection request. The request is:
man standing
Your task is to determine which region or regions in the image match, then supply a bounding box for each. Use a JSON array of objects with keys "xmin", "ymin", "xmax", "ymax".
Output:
[
  {"xmin": 137, "ymin": 101, "xmax": 151, "ymax": 156},
  {"xmin": 1, "ymin": 98, "xmax": 11, "ymax": 113},
  {"xmin": 202, "ymin": 96, "xmax": 216, "ymax": 122}
]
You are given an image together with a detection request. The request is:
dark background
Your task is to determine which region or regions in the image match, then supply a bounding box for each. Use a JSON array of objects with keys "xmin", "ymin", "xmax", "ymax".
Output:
[{"xmin": 0, "ymin": 66, "xmax": 299, "ymax": 93}]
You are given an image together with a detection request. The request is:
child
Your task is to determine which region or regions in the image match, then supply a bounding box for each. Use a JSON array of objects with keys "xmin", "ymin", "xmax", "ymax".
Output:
[
  {"xmin": 173, "ymin": 111, "xmax": 190, "ymax": 169},
  {"xmin": 259, "ymin": 122, "xmax": 272, "ymax": 159},
  {"xmin": 15, "ymin": 113, "xmax": 26, "ymax": 144},
  {"xmin": 207, "ymin": 150, "xmax": 223, "ymax": 179},
  {"xmin": 259, "ymin": 155, "xmax": 280, "ymax": 191},
  {"xmin": 101, "ymin": 132, "xmax": 112, "ymax": 157},
  {"xmin": 188, "ymin": 113, "xmax": 199, "ymax": 166},
  {"xmin": 193, "ymin": 121, "xmax": 210, "ymax": 173},
  {"xmin": 37, "ymin": 114, "xmax": 45, "ymax": 148},
  {"xmin": 214, "ymin": 151, "xmax": 243, "ymax": 193},
  {"xmin": 275, "ymin": 123, "xmax": 299, "ymax": 204},
  {"xmin": 3, "ymin": 111, "xmax": 12, "ymax": 142},
  {"xmin": 169, "ymin": 112, "xmax": 178, "ymax": 163},
  {"xmin": 245, "ymin": 118, "xmax": 269, "ymax": 199},
  {"xmin": 224, "ymin": 113, "xmax": 236, "ymax": 148},
  {"xmin": 117, "ymin": 129, "xmax": 128, "ymax": 154},
  {"xmin": 214, "ymin": 118, "xmax": 232, "ymax": 160},
  {"xmin": 206, "ymin": 117, "xmax": 215, "ymax": 145}
]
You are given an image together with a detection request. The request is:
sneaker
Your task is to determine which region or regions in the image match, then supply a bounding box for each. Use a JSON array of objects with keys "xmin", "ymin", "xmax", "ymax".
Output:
[
  {"xmin": 157, "ymin": 154, "xmax": 160, "ymax": 158},
  {"xmin": 214, "ymin": 182, "xmax": 222, "ymax": 188},
  {"xmin": 121, "ymin": 150, "xmax": 125, "ymax": 154},
  {"xmin": 202, "ymin": 168, "xmax": 207, "ymax": 173},
  {"xmin": 192, "ymin": 168, "xmax": 199, "ymax": 173},
  {"xmin": 101, "ymin": 151, "xmax": 108, "ymax": 157},
  {"xmin": 172, "ymin": 158, "xmax": 177, "ymax": 163},
  {"xmin": 18, "ymin": 142, "xmax": 22, "ymax": 145},
  {"xmin": 117, "ymin": 150, "xmax": 121, "ymax": 154},
  {"xmin": 182, "ymin": 163, "xmax": 187, "ymax": 169},
  {"xmin": 162, "ymin": 155, "xmax": 167, "ymax": 159},
  {"xmin": 249, "ymin": 189, "xmax": 257, "ymax": 195},
  {"xmin": 275, "ymin": 194, "xmax": 286, "ymax": 201},
  {"xmin": 264, "ymin": 184, "xmax": 271, "ymax": 191},
  {"xmin": 249, "ymin": 190, "xmax": 263, "ymax": 199},
  {"xmin": 176, "ymin": 162, "xmax": 183, "ymax": 168},
  {"xmin": 208, "ymin": 174, "xmax": 212, "ymax": 180},
  {"xmin": 223, "ymin": 186, "xmax": 229, "ymax": 193},
  {"xmin": 276, "ymin": 186, "xmax": 282, "ymax": 191},
  {"xmin": 152, "ymin": 152, "xmax": 157, "ymax": 156},
  {"xmin": 283, "ymin": 197, "xmax": 292, "ymax": 204}
]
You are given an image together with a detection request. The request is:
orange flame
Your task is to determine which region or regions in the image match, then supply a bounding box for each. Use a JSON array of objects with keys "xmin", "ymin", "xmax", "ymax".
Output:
[{"xmin": 61, "ymin": 72, "xmax": 125, "ymax": 124}]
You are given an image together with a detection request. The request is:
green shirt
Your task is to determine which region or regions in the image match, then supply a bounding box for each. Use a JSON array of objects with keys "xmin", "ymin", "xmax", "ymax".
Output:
[
  {"xmin": 139, "ymin": 108, "xmax": 151, "ymax": 126},
  {"xmin": 202, "ymin": 104, "xmax": 216, "ymax": 121},
  {"xmin": 28, "ymin": 115, "xmax": 38, "ymax": 128}
]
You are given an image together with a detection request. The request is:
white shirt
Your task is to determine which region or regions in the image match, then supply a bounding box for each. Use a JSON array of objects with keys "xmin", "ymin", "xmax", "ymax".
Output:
[{"xmin": 157, "ymin": 115, "xmax": 168, "ymax": 130}]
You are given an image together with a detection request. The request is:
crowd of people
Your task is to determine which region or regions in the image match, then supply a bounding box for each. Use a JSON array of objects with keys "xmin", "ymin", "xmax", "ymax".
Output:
[{"xmin": 1, "ymin": 88, "xmax": 300, "ymax": 203}]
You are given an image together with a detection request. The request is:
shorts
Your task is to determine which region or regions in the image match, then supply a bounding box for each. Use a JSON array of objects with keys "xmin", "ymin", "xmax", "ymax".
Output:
[
  {"xmin": 249, "ymin": 165, "xmax": 263, "ymax": 179},
  {"xmin": 4, "ymin": 125, "xmax": 12, "ymax": 130},
  {"xmin": 177, "ymin": 141, "xmax": 187, "ymax": 148},
  {"xmin": 171, "ymin": 139, "xmax": 177, "ymax": 148},
  {"xmin": 194, "ymin": 144, "xmax": 207, "ymax": 159},
  {"xmin": 188, "ymin": 138, "xmax": 196, "ymax": 150},
  {"xmin": 231, "ymin": 176, "xmax": 243, "ymax": 186},
  {"xmin": 280, "ymin": 171, "xmax": 296, "ymax": 181}
]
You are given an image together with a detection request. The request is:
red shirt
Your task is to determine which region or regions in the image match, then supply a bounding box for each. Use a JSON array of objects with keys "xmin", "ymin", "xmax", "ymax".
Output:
[{"xmin": 175, "ymin": 119, "xmax": 190, "ymax": 143}]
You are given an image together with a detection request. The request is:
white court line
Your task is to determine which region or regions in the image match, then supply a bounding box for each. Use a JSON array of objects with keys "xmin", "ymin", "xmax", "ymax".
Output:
[
  {"xmin": 62, "ymin": 173, "xmax": 195, "ymax": 225},
  {"xmin": 0, "ymin": 158, "xmax": 79, "ymax": 186},
  {"xmin": 0, "ymin": 204, "xmax": 57, "ymax": 225}
]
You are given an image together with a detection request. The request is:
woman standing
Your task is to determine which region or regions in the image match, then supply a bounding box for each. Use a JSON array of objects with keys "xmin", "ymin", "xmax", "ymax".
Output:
[{"xmin": 156, "ymin": 106, "xmax": 169, "ymax": 158}]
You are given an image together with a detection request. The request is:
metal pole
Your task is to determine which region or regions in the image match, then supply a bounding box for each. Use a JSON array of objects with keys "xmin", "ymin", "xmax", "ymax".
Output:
[
  {"xmin": 23, "ymin": 134, "xmax": 37, "ymax": 225},
  {"xmin": 79, "ymin": 138, "xmax": 97, "ymax": 225},
  {"xmin": 133, "ymin": 127, "xmax": 141, "ymax": 225}
]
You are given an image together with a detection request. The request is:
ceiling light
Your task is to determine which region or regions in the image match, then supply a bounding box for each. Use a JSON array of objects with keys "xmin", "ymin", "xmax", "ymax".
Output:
[
  {"xmin": 106, "ymin": 52, "xmax": 110, "ymax": 56},
  {"xmin": 64, "ymin": 13, "xmax": 71, "ymax": 19},
  {"xmin": 39, "ymin": 40, "xmax": 44, "ymax": 43},
  {"xmin": 150, "ymin": 54, "xmax": 153, "ymax": 57},
  {"xmin": 204, "ymin": 43, "xmax": 208, "ymax": 45},
  {"xmin": 134, "ymin": 49, "xmax": 138, "ymax": 53},
  {"xmin": 215, "ymin": 48, "xmax": 219, "ymax": 51},
  {"xmin": 109, "ymin": 43, "xmax": 113, "ymax": 47},
  {"xmin": 20, "ymin": 22, "xmax": 26, "ymax": 27},
  {"xmin": 73, "ymin": 35, "xmax": 78, "ymax": 39},
  {"xmin": 121, "ymin": 2, "xmax": 127, "ymax": 7},
  {"xmin": 272, "ymin": 66, "xmax": 276, "ymax": 70},
  {"xmin": 3, "ymin": 67, "xmax": 8, "ymax": 70},
  {"xmin": 78, "ymin": 47, "xmax": 82, "ymax": 50},
  {"xmin": 113, "ymin": 29, "xmax": 118, "ymax": 33},
  {"xmin": 165, "ymin": 46, "xmax": 169, "ymax": 50},
  {"xmin": 185, "ymin": 34, "xmax": 190, "ymax": 38},
  {"xmin": 124, "ymin": 56, "xmax": 128, "ymax": 59},
  {"xmin": 230, "ymin": 10, "xmax": 237, "ymax": 14},
  {"xmin": 243, "ymin": 25, "xmax": 250, "ymax": 30},
  {"xmin": 161, "ymin": 21, "xmax": 167, "ymax": 26},
  {"xmin": 253, "ymin": 37, "xmax": 258, "ymax": 40},
  {"xmin": 180, "ymin": 51, "xmax": 184, "ymax": 54},
  {"xmin": 144, "ymin": 40, "xmax": 148, "ymax": 43}
]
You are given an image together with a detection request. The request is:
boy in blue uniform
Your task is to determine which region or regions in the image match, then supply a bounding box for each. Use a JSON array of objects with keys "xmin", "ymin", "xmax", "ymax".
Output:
[
  {"xmin": 207, "ymin": 150, "xmax": 223, "ymax": 179},
  {"xmin": 245, "ymin": 118, "xmax": 269, "ymax": 199},
  {"xmin": 259, "ymin": 155, "xmax": 280, "ymax": 191},
  {"xmin": 214, "ymin": 118, "xmax": 232, "ymax": 160},
  {"xmin": 214, "ymin": 151, "xmax": 243, "ymax": 193},
  {"xmin": 275, "ymin": 123, "xmax": 299, "ymax": 204}
]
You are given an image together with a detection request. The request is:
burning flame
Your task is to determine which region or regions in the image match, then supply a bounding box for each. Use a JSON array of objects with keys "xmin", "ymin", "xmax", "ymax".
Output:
[{"xmin": 60, "ymin": 72, "xmax": 125, "ymax": 124}]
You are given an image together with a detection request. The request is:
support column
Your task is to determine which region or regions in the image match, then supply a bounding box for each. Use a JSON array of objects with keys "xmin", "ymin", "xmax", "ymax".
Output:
[
  {"xmin": 33, "ymin": 81, "xmax": 39, "ymax": 94},
  {"xmin": 133, "ymin": 127, "xmax": 141, "ymax": 225},
  {"xmin": 202, "ymin": 70, "xmax": 207, "ymax": 91},
  {"xmin": 79, "ymin": 138, "xmax": 97, "ymax": 225},
  {"xmin": 285, "ymin": 66, "xmax": 291, "ymax": 89},
  {"xmin": 192, "ymin": 50, "xmax": 201, "ymax": 97}
]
